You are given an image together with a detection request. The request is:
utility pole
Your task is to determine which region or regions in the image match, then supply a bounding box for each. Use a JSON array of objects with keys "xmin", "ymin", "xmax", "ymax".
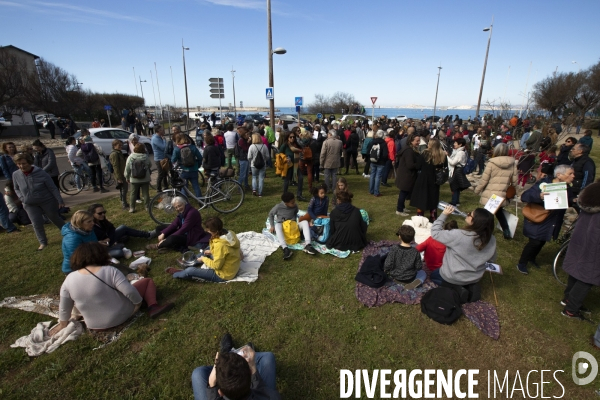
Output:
[
  {"xmin": 231, "ymin": 67, "xmax": 237, "ymax": 118},
  {"xmin": 432, "ymin": 64, "xmax": 442, "ymax": 127}
]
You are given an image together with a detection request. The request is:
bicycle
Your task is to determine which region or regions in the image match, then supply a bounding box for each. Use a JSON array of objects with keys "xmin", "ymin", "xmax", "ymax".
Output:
[
  {"xmin": 552, "ymin": 215, "xmax": 578, "ymax": 286},
  {"xmin": 148, "ymin": 169, "xmax": 244, "ymax": 224},
  {"xmin": 59, "ymin": 168, "xmax": 91, "ymax": 195}
]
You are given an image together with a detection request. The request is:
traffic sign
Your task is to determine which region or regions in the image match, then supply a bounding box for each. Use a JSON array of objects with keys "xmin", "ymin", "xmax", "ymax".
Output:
[
  {"xmin": 295, "ymin": 97, "xmax": 303, "ymax": 106},
  {"xmin": 104, "ymin": 105, "xmax": 112, "ymax": 110},
  {"xmin": 296, "ymin": 106, "xmax": 300, "ymax": 113},
  {"xmin": 209, "ymin": 78, "xmax": 224, "ymax": 83},
  {"xmin": 210, "ymin": 89, "xmax": 225, "ymax": 94},
  {"xmin": 266, "ymin": 87, "xmax": 274, "ymax": 100},
  {"xmin": 317, "ymin": 113, "xmax": 323, "ymax": 119},
  {"xmin": 370, "ymin": 97, "xmax": 377, "ymax": 104},
  {"xmin": 210, "ymin": 94, "xmax": 225, "ymax": 99},
  {"xmin": 209, "ymin": 83, "xmax": 223, "ymax": 89}
]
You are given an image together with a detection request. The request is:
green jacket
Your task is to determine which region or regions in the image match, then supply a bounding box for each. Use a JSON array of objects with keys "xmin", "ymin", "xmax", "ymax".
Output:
[
  {"xmin": 124, "ymin": 152, "xmax": 152, "ymax": 183},
  {"xmin": 109, "ymin": 150, "xmax": 126, "ymax": 181}
]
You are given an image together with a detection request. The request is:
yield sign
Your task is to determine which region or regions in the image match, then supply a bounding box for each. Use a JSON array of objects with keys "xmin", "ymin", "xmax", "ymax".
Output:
[{"xmin": 370, "ymin": 97, "xmax": 378, "ymax": 105}]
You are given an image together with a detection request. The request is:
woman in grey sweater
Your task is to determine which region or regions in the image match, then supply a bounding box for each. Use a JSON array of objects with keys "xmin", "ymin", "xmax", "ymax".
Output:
[
  {"xmin": 430, "ymin": 205, "xmax": 497, "ymax": 286},
  {"xmin": 12, "ymin": 152, "xmax": 65, "ymax": 250},
  {"xmin": 50, "ymin": 242, "xmax": 174, "ymax": 335}
]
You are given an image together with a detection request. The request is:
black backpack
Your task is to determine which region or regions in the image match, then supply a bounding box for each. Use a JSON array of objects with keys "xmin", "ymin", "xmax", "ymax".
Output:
[
  {"xmin": 369, "ymin": 142, "xmax": 381, "ymax": 163},
  {"xmin": 82, "ymin": 144, "xmax": 99, "ymax": 163},
  {"xmin": 253, "ymin": 145, "xmax": 265, "ymax": 170},
  {"xmin": 180, "ymin": 146, "xmax": 195, "ymax": 167},
  {"xmin": 420, "ymin": 287, "xmax": 462, "ymax": 325},
  {"xmin": 131, "ymin": 158, "xmax": 148, "ymax": 179}
]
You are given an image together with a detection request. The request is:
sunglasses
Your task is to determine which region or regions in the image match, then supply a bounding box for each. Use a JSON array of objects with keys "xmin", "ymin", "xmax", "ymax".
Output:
[{"xmin": 96, "ymin": 211, "xmax": 107, "ymax": 215}]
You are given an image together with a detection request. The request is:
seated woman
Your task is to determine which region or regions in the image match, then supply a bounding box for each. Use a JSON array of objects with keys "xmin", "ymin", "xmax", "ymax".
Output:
[
  {"xmin": 430, "ymin": 205, "xmax": 497, "ymax": 300},
  {"xmin": 61, "ymin": 211, "xmax": 98, "ymax": 274},
  {"xmin": 146, "ymin": 197, "xmax": 211, "ymax": 252},
  {"xmin": 50, "ymin": 242, "xmax": 173, "ymax": 336},
  {"xmin": 88, "ymin": 203, "xmax": 157, "ymax": 258},
  {"xmin": 166, "ymin": 217, "xmax": 242, "ymax": 282},
  {"xmin": 326, "ymin": 191, "xmax": 367, "ymax": 251},
  {"xmin": 4, "ymin": 181, "xmax": 31, "ymax": 225}
]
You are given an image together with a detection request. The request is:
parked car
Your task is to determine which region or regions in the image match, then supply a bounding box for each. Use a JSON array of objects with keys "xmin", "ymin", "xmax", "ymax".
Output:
[
  {"xmin": 277, "ymin": 114, "xmax": 298, "ymax": 123},
  {"xmin": 74, "ymin": 128, "xmax": 153, "ymax": 156},
  {"xmin": 394, "ymin": 115, "xmax": 408, "ymax": 121},
  {"xmin": 422, "ymin": 115, "xmax": 442, "ymax": 122},
  {"xmin": 340, "ymin": 114, "xmax": 373, "ymax": 125},
  {"xmin": 246, "ymin": 113, "xmax": 267, "ymax": 124}
]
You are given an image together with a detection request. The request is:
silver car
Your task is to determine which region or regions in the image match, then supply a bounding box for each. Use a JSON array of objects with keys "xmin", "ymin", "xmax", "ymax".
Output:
[{"xmin": 74, "ymin": 128, "xmax": 153, "ymax": 155}]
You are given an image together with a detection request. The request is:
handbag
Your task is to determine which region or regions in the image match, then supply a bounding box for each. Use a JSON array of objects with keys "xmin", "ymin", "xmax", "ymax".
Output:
[
  {"xmin": 435, "ymin": 165, "xmax": 449, "ymax": 186},
  {"xmin": 449, "ymin": 166, "xmax": 471, "ymax": 191},
  {"xmin": 522, "ymin": 203, "xmax": 551, "ymax": 223},
  {"xmin": 505, "ymin": 184, "xmax": 516, "ymax": 200}
]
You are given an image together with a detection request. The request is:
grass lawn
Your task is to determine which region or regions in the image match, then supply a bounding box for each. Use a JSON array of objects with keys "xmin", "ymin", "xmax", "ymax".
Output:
[{"xmin": 0, "ymin": 134, "xmax": 599, "ymax": 399}]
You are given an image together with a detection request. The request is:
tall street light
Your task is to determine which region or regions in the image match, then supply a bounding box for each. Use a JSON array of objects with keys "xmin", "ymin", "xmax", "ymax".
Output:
[
  {"xmin": 267, "ymin": 0, "xmax": 286, "ymax": 133},
  {"xmin": 182, "ymin": 40, "xmax": 190, "ymax": 130},
  {"xmin": 231, "ymin": 67, "xmax": 237, "ymax": 119},
  {"xmin": 475, "ymin": 16, "xmax": 494, "ymax": 120},
  {"xmin": 432, "ymin": 64, "xmax": 442, "ymax": 128},
  {"xmin": 139, "ymin": 77, "xmax": 146, "ymax": 105}
]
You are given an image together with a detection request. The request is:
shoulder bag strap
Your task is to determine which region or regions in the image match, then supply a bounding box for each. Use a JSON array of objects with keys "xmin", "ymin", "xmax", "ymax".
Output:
[{"xmin": 84, "ymin": 267, "xmax": 120, "ymax": 293}]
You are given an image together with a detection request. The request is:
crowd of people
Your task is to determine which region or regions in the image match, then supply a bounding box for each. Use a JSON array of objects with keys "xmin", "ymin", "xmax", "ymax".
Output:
[{"xmin": 0, "ymin": 111, "xmax": 598, "ymax": 399}]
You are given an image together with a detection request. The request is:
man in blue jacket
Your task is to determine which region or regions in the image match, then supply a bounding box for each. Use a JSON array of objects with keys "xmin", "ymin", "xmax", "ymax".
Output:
[{"xmin": 151, "ymin": 126, "xmax": 168, "ymax": 192}]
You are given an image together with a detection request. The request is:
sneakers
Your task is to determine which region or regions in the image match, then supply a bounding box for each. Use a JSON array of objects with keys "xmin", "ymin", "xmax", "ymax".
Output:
[
  {"xmin": 396, "ymin": 211, "xmax": 409, "ymax": 217},
  {"xmin": 561, "ymin": 309, "xmax": 587, "ymax": 321},
  {"xmin": 252, "ymin": 191, "xmax": 257, "ymax": 196},
  {"xmin": 373, "ymin": 193, "xmax": 382, "ymax": 198},
  {"xmin": 165, "ymin": 267, "xmax": 182, "ymax": 275},
  {"xmin": 560, "ymin": 299, "xmax": 592, "ymax": 314},
  {"xmin": 283, "ymin": 247, "xmax": 293, "ymax": 260},
  {"xmin": 517, "ymin": 264, "xmax": 529, "ymax": 275},
  {"xmin": 136, "ymin": 199, "xmax": 143, "ymax": 204},
  {"xmin": 146, "ymin": 243, "xmax": 159, "ymax": 250},
  {"xmin": 129, "ymin": 208, "xmax": 135, "ymax": 213},
  {"xmin": 381, "ymin": 182, "xmax": 391, "ymax": 187},
  {"xmin": 147, "ymin": 303, "xmax": 174, "ymax": 319},
  {"xmin": 220, "ymin": 333, "xmax": 234, "ymax": 354},
  {"xmin": 303, "ymin": 244, "xmax": 317, "ymax": 255},
  {"xmin": 148, "ymin": 230, "xmax": 158, "ymax": 239},
  {"xmin": 100, "ymin": 188, "xmax": 109, "ymax": 193},
  {"xmin": 404, "ymin": 278, "xmax": 423, "ymax": 290}
]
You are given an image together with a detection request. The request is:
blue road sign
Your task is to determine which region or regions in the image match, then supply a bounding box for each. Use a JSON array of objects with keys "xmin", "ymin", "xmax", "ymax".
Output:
[
  {"xmin": 266, "ymin": 87, "xmax": 274, "ymax": 100},
  {"xmin": 295, "ymin": 97, "xmax": 303, "ymax": 106},
  {"xmin": 104, "ymin": 105, "xmax": 112, "ymax": 110},
  {"xmin": 317, "ymin": 113, "xmax": 323, "ymax": 119},
  {"xmin": 296, "ymin": 106, "xmax": 300, "ymax": 113}
]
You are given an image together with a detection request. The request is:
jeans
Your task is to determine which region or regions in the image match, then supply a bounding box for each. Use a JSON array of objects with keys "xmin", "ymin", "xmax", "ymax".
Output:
[
  {"xmin": 180, "ymin": 170, "xmax": 202, "ymax": 197},
  {"xmin": 0, "ymin": 195, "xmax": 17, "ymax": 233},
  {"xmin": 323, "ymin": 168, "xmax": 337, "ymax": 194},
  {"xmin": 430, "ymin": 269, "xmax": 445, "ymax": 286},
  {"xmin": 495, "ymin": 207, "xmax": 509, "ymax": 232},
  {"xmin": 155, "ymin": 160, "xmax": 168, "ymax": 191},
  {"xmin": 381, "ymin": 159, "xmax": 392, "ymax": 183},
  {"xmin": 369, "ymin": 164, "xmax": 384, "ymax": 195},
  {"xmin": 518, "ymin": 238, "xmax": 546, "ymax": 266},
  {"xmin": 114, "ymin": 225, "xmax": 150, "ymax": 243},
  {"xmin": 451, "ymin": 190, "xmax": 460, "ymax": 205},
  {"xmin": 238, "ymin": 160, "xmax": 249, "ymax": 188},
  {"xmin": 191, "ymin": 352, "xmax": 277, "ymax": 400},
  {"xmin": 397, "ymin": 190, "xmax": 410, "ymax": 212},
  {"xmin": 564, "ymin": 275, "xmax": 594, "ymax": 314},
  {"xmin": 274, "ymin": 220, "xmax": 311, "ymax": 248},
  {"xmin": 173, "ymin": 267, "xmax": 225, "ymax": 282},
  {"xmin": 251, "ymin": 166, "xmax": 266, "ymax": 195},
  {"xmin": 73, "ymin": 163, "xmax": 92, "ymax": 189}
]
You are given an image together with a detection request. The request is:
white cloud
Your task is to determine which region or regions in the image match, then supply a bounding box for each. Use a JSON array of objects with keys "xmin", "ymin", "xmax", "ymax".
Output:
[{"xmin": 202, "ymin": 0, "xmax": 263, "ymax": 10}]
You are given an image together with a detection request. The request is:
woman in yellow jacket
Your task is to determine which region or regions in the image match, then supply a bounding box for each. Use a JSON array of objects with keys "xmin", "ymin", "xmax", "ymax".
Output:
[{"xmin": 166, "ymin": 217, "xmax": 242, "ymax": 282}]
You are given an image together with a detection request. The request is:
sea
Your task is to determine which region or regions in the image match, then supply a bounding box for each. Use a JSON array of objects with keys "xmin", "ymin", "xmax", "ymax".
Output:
[{"xmin": 274, "ymin": 107, "xmax": 509, "ymax": 121}]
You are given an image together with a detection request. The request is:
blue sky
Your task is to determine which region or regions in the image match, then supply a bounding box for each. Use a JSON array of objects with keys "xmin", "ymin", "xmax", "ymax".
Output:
[{"xmin": 2, "ymin": 0, "xmax": 599, "ymax": 109}]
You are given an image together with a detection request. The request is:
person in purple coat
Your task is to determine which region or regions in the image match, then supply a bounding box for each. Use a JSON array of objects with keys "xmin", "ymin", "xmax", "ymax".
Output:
[{"xmin": 146, "ymin": 197, "xmax": 210, "ymax": 252}]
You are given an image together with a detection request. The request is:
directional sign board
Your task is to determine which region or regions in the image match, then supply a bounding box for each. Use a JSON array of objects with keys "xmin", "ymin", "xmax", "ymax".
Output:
[
  {"xmin": 209, "ymin": 78, "xmax": 224, "ymax": 99},
  {"xmin": 266, "ymin": 87, "xmax": 274, "ymax": 100},
  {"xmin": 317, "ymin": 113, "xmax": 323, "ymax": 119},
  {"xmin": 370, "ymin": 97, "xmax": 378, "ymax": 104},
  {"xmin": 104, "ymin": 105, "xmax": 112, "ymax": 110},
  {"xmin": 295, "ymin": 97, "xmax": 303, "ymax": 106}
]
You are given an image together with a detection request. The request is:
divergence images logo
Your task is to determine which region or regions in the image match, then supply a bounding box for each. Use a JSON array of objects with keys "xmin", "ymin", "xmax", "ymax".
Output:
[{"xmin": 572, "ymin": 351, "xmax": 598, "ymax": 385}]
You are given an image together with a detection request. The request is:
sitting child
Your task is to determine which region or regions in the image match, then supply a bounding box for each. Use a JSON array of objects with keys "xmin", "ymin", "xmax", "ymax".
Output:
[
  {"xmin": 415, "ymin": 220, "xmax": 458, "ymax": 271},
  {"xmin": 303, "ymin": 183, "xmax": 329, "ymax": 222},
  {"xmin": 383, "ymin": 225, "xmax": 425, "ymax": 289},
  {"xmin": 268, "ymin": 192, "xmax": 316, "ymax": 260},
  {"xmin": 166, "ymin": 217, "xmax": 241, "ymax": 282},
  {"xmin": 331, "ymin": 177, "xmax": 348, "ymax": 208}
]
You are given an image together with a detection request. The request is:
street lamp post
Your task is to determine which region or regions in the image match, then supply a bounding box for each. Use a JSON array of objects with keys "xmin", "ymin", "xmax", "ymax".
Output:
[
  {"xmin": 182, "ymin": 40, "xmax": 190, "ymax": 130},
  {"xmin": 432, "ymin": 64, "xmax": 442, "ymax": 128},
  {"xmin": 475, "ymin": 16, "xmax": 494, "ymax": 120},
  {"xmin": 139, "ymin": 77, "xmax": 146, "ymax": 104},
  {"xmin": 267, "ymin": 0, "xmax": 286, "ymax": 133},
  {"xmin": 231, "ymin": 67, "xmax": 237, "ymax": 119}
]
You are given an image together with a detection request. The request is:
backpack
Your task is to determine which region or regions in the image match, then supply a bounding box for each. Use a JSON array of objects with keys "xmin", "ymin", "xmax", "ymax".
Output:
[
  {"xmin": 180, "ymin": 146, "xmax": 195, "ymax": 167},
  {"xmin": 310, "ymin": 217, "xmax": 330, "ymax": 243},
  {"xmin": 369, "ymin": 142, "xmax": 381, "ymax": 163},
  {"xmin": 253, "ymin": 145, "xmax": 265, "ymax": 169},
  {"xmin": 420, "ymin": 286, "xmax": 462, "ymax": 325},
  {"xmin": 302, "ymin": 145, "xmax": 313, "ymax": 161},
  {"xmin": 282, "ymin": 220, "xmax": 300, "ymax": 245},
  {"xmin": 462, "ymin": 157, "xmax": 476, "ymax": 174},
  {"xmin": 131, "ymin": 158, "xmax": 148, "ymax": 179},
  {"xmin": 82, "ymin": 144, "xmax": 100, "ymax": 163}
]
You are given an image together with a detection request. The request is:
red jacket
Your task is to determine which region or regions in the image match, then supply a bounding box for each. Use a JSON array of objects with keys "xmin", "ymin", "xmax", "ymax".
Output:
[
  {"xmin": 385, "ymin": 137, "xmax": 395, "ymax": 161},
  {"xmin": 415, "ymin": 236, "xmax": 446, "ymax": 270}
]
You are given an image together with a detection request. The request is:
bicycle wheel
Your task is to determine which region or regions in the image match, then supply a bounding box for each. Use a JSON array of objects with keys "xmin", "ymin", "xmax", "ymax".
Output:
[
  {"xmin": 59, "ymin": 171, "xmax": 84, "ymax": 195},
  {"xmin": 553, "ymin": 241, "xmax": 570, "ymax": 286},
  {"xmin": 103, "ymin": 170, "xmax": 115, "ymax": 186},
  {"xmin": 210, "ymin": 179, "xmax": 244, "ymax": 213},
  {"xmin": 148, "ymin": 189, "xmax": 187, "ymax": 225}
]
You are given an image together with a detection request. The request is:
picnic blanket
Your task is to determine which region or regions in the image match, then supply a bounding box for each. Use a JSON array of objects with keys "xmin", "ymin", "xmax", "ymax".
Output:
[
  {"xmin": 355, "ymin": 240, "xmax": 500, "ymax": 340},
  {"xmin": 11, "ymin": 320, "xmax": 83, "ymax": 356}
]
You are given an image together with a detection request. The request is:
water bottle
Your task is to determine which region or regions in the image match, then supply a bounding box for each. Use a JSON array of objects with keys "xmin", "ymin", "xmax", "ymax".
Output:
[{"xmin": 438, "ymin": 201, "xmax": 467, "ymax": 217}]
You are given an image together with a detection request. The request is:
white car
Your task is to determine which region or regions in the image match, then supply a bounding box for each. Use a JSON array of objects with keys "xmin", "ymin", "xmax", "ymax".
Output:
[
  {"xmin": 339, "ymin": 114, "xmax": 373, "ymax": 125},
  {"xmin": 74, "ymin": 128, "xmax": 153, "ymax": 156},
  {"xmin": 394, "ymin": 115, "xmax": 408, "ymax": 121}
]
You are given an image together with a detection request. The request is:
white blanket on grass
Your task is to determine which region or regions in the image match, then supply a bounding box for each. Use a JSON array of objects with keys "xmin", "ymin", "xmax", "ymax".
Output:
[
  {"xmin": 192, "ymin": 231, "xmax": 280, "ymax": 284},
  {"xmin": 11, "ymin": 320, "xmax": 83, "ymax": 356}
]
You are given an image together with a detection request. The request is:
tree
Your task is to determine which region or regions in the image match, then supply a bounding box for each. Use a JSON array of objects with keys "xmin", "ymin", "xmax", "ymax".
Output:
[
  {"xmin": 569, "ymin": 63, "xmax": 600, "ymax": 118},
  {"xmin": 0, "ymin": 47, "xmax": 28, "ymax": 107},
  {"xmin": 532, "ymin": 72, "xmax": 572, "ymax": 119},
  {"xmin": 307, "ymin": 92, "xmax": 363, "ymax": 115}
]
